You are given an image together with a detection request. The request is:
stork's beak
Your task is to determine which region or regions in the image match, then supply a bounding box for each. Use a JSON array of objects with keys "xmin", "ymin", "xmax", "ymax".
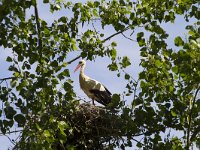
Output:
[{"xmin": 74, "ymin": 64, "xmax": 81, "ymax": 73}]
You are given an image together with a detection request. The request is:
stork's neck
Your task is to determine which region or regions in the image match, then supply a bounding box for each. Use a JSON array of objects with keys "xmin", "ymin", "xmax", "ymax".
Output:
[{"xmin": 80, "ymin": 64, "xmax": 85, "ymax": 75}]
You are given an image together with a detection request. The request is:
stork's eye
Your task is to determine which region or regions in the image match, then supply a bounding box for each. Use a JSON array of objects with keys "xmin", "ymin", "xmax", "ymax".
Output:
[{"xmin": 79, "ymin": 61, "xmax": 82, "ymax": 64}]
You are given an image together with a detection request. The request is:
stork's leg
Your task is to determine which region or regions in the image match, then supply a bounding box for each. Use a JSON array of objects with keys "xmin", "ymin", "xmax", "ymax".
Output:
[{"xmin": 92, "ymin": 99, "xmax": 95, "ymax": 105}]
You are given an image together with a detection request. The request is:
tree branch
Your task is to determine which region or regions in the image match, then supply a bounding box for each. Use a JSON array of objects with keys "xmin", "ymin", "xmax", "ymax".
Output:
[
  {"xmin": 121, "ymin": 32, "xmax": 137, "ymax": 42},
  {"xmin": 5, "ymin": 134, "xmax": 15, "ymax": 145},
  {"xmin": 67, "ymin": 55, "xmax": 81, "ymax": 64},
  {"xmin": 186, "ymin": 86, "xmax": 200, "ymax": 149},
  {"xmin": 0, "ymin": 77, "xmax": 15, "ymax": 81},
  {"xmin": 0, "ymin": 130, "xmax": 23, "ymax": 136},
  {"xmin": 67, "ymin": 26, "xmax": 131, "ymax": 64},
  {"xmin": 33, "ymin": 0, "xmax": 42, "ymax": 59},
  {"xmin": 0, "ymin": 77, "xmax": 16, "ymax": 84},
  {"xmin": 102, "ymin": 26, "xmax": 130, "ymax": 43}
]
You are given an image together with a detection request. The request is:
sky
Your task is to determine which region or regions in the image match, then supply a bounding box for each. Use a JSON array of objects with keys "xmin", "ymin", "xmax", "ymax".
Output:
[{"xmin": 0, "ymin": 0, "xmax": 198, "ymax": 150}]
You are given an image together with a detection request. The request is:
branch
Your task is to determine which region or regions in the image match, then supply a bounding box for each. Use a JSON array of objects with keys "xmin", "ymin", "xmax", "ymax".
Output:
[
  {"xmin": 0, "ymin": 130, "xmax": 23, "ymax": 136},
  {"xmin": 66, "ymin": 26, "xmax": 131, "ymax": 64},
  {"xmin": 0, "ymin": 77, "xmax": 15, "ymax": 81},
  {"xmin": 67, "ymin": 55, "xmax": 81, "ymax": 64},
  {"xmin": 5, "ymin": 134, "xmax": 15, "ymax": 145},
  {"xmin": 33, "ymin": 0, "xmax": 42, "ymax": 58},
  {"xmin": 121, "ymin": 32, "xmax": 137, "ymax": 42},
  {"xmin": 0, "ymin": 77, "xmax": 16, "ymax": 84},
  {"xmin": 102, "ymin": 26, "xmax": 130, "ymax": 43},
  {"xmin": 132, "ymin": 138, "xmax": 144, "ymax": 146},
  {"xmin": 186, "ymin": 86, "xmax": 200, "ymax": 149}
]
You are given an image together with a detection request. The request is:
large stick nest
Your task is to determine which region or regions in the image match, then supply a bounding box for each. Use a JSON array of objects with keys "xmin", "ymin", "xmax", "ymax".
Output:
[
  {"xmin": 71, "ymin": 103, "xmax": 123, "ymax": 136},
  {"xmin": 57, "ymin": 103, "xmax": 132, "ymax": 149},
  {"xmin": 14, "ymin": 103, "xmax": 137, "ymax": 150}
]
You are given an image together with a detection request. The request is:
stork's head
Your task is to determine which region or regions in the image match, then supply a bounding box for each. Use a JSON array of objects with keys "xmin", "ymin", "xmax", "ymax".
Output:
[{"xmin": 74, "ymin": 60, "xmax": 86, "ymax": 72}]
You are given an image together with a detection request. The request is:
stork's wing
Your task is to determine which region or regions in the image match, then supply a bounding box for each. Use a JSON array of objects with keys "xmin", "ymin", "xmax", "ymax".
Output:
[
  {"xmin": 89, "ymin": 85, "xmax": 112, "ymax": 106},
  {"xmin": 84, "ymin": 78, "xmax": 112, "ymax": 106}
]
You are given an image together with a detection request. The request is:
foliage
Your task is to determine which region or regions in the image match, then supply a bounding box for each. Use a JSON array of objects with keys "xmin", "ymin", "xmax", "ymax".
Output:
[{"xmin": 0, "ymin": 0, "xmax": 199, "ymax": 149}]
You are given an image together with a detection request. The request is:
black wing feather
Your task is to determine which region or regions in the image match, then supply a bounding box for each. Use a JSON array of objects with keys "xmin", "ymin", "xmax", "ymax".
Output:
[{"xmin": 90, "ymin": 86, "xmax": 112, "ymax": 106}]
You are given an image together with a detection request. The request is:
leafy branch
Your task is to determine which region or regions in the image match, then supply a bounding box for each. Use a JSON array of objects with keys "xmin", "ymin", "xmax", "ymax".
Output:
[
  {"xmin": 0, "ymin": 77, "xmax": 16, "ymax": 85},
  {"xmin": 121, "ymin": 32, "xmax": 137, "ymax": 42},
  {"xmin": 102, "ymin": 26, "xmax": 130, "ymax": 43},
  {"xmin": 186, "ymin": 86, "xmax": 200, "ymax": 149},
  {"xmin": 33, "ymin": 0, "xmax": 42, "ymax": 60},
  {"xmin": 67, "ymin": 25, "xmax": 131, "ymax": 64}
]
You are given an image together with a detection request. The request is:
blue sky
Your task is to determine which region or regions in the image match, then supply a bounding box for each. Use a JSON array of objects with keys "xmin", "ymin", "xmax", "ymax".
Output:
[{"xmin": 0, "ymin": 0, "xmax": 197, "ymax": 149}]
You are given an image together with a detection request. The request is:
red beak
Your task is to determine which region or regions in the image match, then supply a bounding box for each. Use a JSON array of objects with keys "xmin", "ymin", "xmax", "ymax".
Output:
[{"xmin": 74, "ymin": 64, "xmax": 81, "ymax": 73}]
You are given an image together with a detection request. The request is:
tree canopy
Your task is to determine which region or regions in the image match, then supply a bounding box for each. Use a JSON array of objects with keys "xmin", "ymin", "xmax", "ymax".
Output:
[{"xmin": 0, "ymin": 0, "xmax": 199, "ymax": 149}]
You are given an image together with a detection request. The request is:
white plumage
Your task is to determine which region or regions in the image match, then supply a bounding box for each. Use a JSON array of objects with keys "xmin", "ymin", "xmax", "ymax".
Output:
[{"xmin": 74, "ymin": 60, "xmax": 112, "ymax": 106}]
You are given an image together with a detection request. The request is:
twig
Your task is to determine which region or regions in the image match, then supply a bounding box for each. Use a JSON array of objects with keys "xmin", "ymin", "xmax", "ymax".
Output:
[
  {"xmin": 0, "ymin": 77, "xmax": 16, "ymax": 84},
  {"xmin": 121, "ymin": 32, "xmax": 137, "ymax": 42},
  {"xmin": 102, "ymin": 26, "xmax": 130, "ymax": 43},
  {"xmin": 5, "ymin": 79, "xmax": 9, "ymax": 88},
  {"xmin": 67, "ymin": 55, "xmax": 82, "ymax": 64},
  {"xmin": 92, "ymin": 22, "xmax": 99, "ymax": 36},
  {"xmin": 122, "ymin": 70, "xmax": 137, "ymax": 83},
  {"xmin": 4, "ymin": 134, "xmax": 15, "ymax": 145},
  {"xmin": 0, "ymin": 77, "xmax": 15, "ymax": 81},
  {"xmin": 0, "ymin": 130, "xmax": 23, "ymax": 136},
  {"xmin": 132, "ymin": 138, "xmax": 144, "ymax": 146},
  {"xmin": 76, "ymin": 18, "xmax": 101, "ymax": 25}
]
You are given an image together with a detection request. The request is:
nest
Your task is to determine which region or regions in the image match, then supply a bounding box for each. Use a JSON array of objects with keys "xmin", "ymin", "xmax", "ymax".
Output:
[
  {"xmin": 57, "ymin": 103, "xmax": 124, "ymax": 149},
  {"xmin": 13, "ymin": 103, "xmax": 134, "ymax": 150}
]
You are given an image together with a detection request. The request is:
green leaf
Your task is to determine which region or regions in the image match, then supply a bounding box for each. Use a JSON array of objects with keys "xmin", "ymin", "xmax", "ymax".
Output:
[
  {"xmin": 6, "ymin": 56, "xmax": 12, "ymax": 62},
  {"xmin": 3, "ymin": 120, "xmax": 14, "ymax": 128},
  {"xmin": 14, "ymin": 114, "xmax": 26, "ymax": 127},
  {"xmin": 170, "ymin": 110, "xmax": 177, "ymax": 117},
  {"xmin": 43, "ymin": 130, "xmax": 51, "ymax": 137},
  {"xmin": 139, "ymin": 71, "xmax": 145, "ymax": 79},
  {"xmin": 125, "ymin": 74, "xmax": 130, "ymax": 80},
  {"xmin": 55, "ymin": 4, "xmax": 61, "ymax": 10},
  {"xmin": 172, "ymin": 66, "xmax": 178, "ymax": 74},
  {"xmin": 137, "ymin": 32, "xmax": 144, "ymax": 39},
  {"xmin": 10, "ymin": 80, "xmax": 17, "ymax": 88},
  {"xmin": 155, "ymin": 60, "xmax": 162, "ymax": 67},
  {"xmin": 108, "ymin": 94, "xmax": 121, "ymax": 108},
  {"xmin": 52, "ymin": 78, "xmax": 59, "ymax": 85},
  {"xmin": 58, "ymin": 17, "xmax": 67, "ymax": 23},
  {"xmin": 111, "ymin": 42, "xmax": 117, "ymax": 47},
  {"xmin": 51, "ymin": 60, "xmax": 58, "ymax": 67},
  {"xmin": 108, "ymin": 62, "xmax": 118, "ymax": 71},
  {"xmin": 140, "ymin": 80, "xmax": 146, "ymax": 88},
  {"xmin": 136, "ymin": 142, "xmax": 142, "ymax": 148},
  {"xmin": 138, "ymin": 38, "xmax": 145, "ymax": 47},
  {"xmin": 62, "ymin": 69, "xmax": 70, "ymax": 77},
  {"xmin": 100, "ymin": 33, "xmax": 104, "ymax": 37},
  {"xmin": 174, "ymin": 36, "xmax": 184, "ymax": 46},
  {"xmin": 43, "ymin": 0, "xmax": 49, "ymax": 3},
  {"xmin": 110, "ymin": 49, "xmax": 117, "ymax": 60},
  {"xmin": 137, "ymin": 32, "xmax": 145, "ymax": 47},
  {"xmin": 5, "ymin": 106, "xmax": 16, "ymax": 120},
  {"xmin": 188, "ymin": 30, "xmax": 195, "ymax": 36},
  {"xmin": 64, "ymin": 82, "xmax": 73, "ymax": 91},
  {"xmin": 121, "ymin": 56, "xmax": 131, "ymax": 68}
]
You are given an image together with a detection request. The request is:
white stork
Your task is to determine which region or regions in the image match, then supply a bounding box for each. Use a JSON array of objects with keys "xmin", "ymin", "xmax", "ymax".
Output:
[{"xmin": 74, "ymin": 60, "xmax": 112, "ymax": 106}]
